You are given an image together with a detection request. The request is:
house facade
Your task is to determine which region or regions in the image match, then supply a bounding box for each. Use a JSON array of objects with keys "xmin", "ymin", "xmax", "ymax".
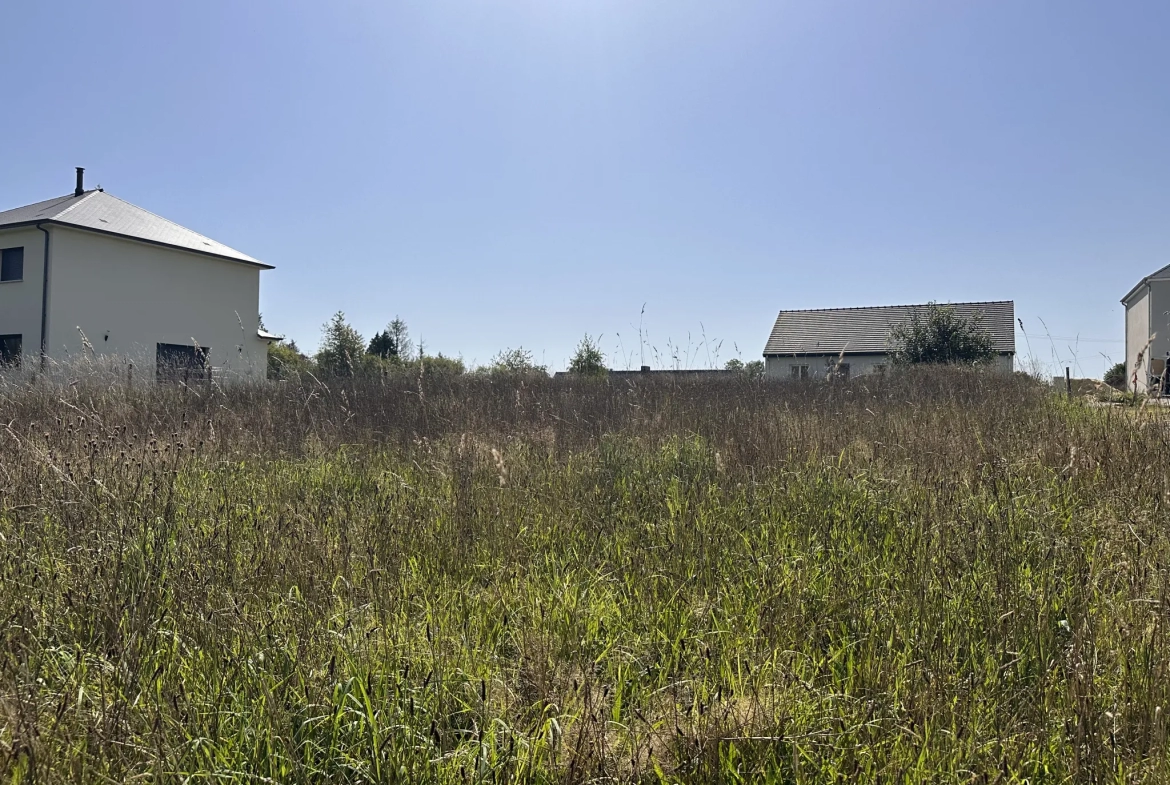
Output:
[
  {"xmin": 763, "ymin": 300, "xmax": 1015, "ymax": 379},
  {"xmin": 1122, "ymin": 265, "xmax": 1170, "ymax": 393},
  {"xmin": 0, "ymin": 170, "xmax": 275, "ymax": 382}
]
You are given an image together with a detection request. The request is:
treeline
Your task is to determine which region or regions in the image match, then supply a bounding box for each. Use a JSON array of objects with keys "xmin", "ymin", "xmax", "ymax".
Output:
[
  {"xmin": 267, "ymin": 312, "xmax": 580, "ymax": 381},
  {"xmin": 268, "ymin": 302, "xmax": 1007, "ymax": 382},
  {"xmin": 267, "ymin": 313, "xmax": 774, "ymax": 381}
]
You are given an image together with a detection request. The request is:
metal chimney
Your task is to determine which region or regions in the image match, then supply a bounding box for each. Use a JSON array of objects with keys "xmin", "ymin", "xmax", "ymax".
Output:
[{"xmin": 74, "ymin": 167, "xmax": 85, "ymax": 197}]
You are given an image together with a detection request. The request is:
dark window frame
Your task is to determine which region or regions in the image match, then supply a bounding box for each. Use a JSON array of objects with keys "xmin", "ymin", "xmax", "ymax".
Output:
[
  {"xmin": 156, "ymin": 342, "xmax": 210, "ymax": 384},
  {"xmin": 0, "ymin": 247, "xmax": 24, "ymax": 282},
  {"xmin": 0, "ymin": 334, "xmax": 22, "ymax": 368},
  {"xmin": 790, "ymin": 364, "xmax": 809, "ymax": 380}
]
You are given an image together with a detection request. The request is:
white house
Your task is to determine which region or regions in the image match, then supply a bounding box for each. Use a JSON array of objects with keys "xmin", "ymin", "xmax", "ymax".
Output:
[
  {"xmin": 763, "ymin": 300, "xmax": 1015, "ymax": 379},
  {"xmin": 1122, "ymin": 264, "xmax": 1170, "ymax": 393},
  {"xmin": 0, "ymin": 169, "xmax": 275, "ymax": 382}
]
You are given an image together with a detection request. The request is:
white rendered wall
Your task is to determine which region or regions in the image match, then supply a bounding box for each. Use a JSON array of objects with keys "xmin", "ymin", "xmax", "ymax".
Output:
[
  {"xmin": 765, "ymin": 352, "xmax": 1014, "ymax": 379},
  {"xmin": 0, "ymin": 227, "xmax": 47, "ymax": 368},
  {"xmin": 765, "ymin": 354, "xmax": 892, "ymax": 379},
  {"xmin": 46, "ymin": 227, "xmax": 268, "ymax": 382},
  {"xmin": 1125, "ymin": 286, "xmax": 1151, "ymax": 392},
  {"xmin": 1145, "ymin": 280, "xmax": 1170, "ymax": 389}
]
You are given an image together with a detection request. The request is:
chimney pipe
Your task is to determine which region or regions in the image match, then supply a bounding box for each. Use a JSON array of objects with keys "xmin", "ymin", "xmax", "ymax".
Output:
[{"xmin": 74, "ymin": 167, "xmax": 85, "ymax": 197}]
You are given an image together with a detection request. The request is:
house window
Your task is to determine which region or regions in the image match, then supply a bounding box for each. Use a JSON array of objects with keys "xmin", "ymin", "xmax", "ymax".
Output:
[
  {"xmin": 156, "ymin": 342, "xmax": 209, "ymax": 383},
  {"xmin": 790, "ymin": 364, "xmax": 809, "ymax": 380},
  {"xmin": 835, "ymin": 363, "xmax": 851, "ymax": 380},
  {"xmin": 0, "ymin": 335, "xmax": 21, "ymax": 367},
  {"xmin": 0, "ymin": 247, "xmax": 23, "ymax": 282}
]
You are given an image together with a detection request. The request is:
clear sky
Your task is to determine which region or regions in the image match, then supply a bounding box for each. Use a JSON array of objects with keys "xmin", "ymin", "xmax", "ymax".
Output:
[{"xmin": 3, "ymin": 1, "xmax": 1169, "ymax": 377}]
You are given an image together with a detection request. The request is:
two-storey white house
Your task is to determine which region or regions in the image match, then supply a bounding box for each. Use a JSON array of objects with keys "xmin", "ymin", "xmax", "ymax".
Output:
[
  {"xmin": 0, "ymin": 169, "xmax": 275, "ymax": 382},
  {"xmin": 1122, "ymin": 264, "xmax": 1170, "ymax": 393}
]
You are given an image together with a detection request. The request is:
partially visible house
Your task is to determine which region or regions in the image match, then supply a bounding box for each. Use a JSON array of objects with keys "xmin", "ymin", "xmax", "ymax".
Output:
[
  {"xmin": 1122, "ymin": 265, "xmax": 1170, "ymax": 393},
  {"xmin": 763, "ymin": 300, "xmax": 1015, "ymax": 379},
  {"xmin": 0, "ymin": 169, "xmax": 276, "ymax": 382}
]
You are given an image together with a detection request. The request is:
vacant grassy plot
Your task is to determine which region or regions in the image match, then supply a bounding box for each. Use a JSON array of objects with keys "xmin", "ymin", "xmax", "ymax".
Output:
[{"xmin": 1, "ymin": 370, "xmax": 1168, "ymax": 783}]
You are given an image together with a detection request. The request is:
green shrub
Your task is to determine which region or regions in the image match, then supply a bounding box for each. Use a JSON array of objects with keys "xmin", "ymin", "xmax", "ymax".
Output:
[
  {"xmin": 726, "ymin": 358, "xmax": 765, "ymax": 378},
  {"xmin": 266, "ymin": 339, "xmax": 315, "ymax": 380},
  {"xmin": 1104, "ymin": 361, "xmax": 1126, "ymax": 389},
  {"xmin": 481, "ymin": 346, "xmax": 547, "ymax": 377},
  {"xmin": 889, "ymin": 303, "xmax": 996, "ymax": 365}
]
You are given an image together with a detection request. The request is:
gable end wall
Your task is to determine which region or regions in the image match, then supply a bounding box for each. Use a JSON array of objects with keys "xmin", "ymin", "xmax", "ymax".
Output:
[{"xmin": 46, "ymin": 227, "xmax": 267, "ymax": 381}]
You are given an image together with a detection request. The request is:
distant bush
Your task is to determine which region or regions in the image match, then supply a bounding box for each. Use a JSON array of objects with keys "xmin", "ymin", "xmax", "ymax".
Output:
[
  {"xmin": 267, "ymin": 339, "xmax": 315, "ymax": 380},
  {"xmin": 408, "ymin": 353, "xmax": 465, "ymax": 378},
  {"xmin": 482, "ymin": 347, "xmax": 547, "ymax": 377},
  {"xmin": 1104, "ymin": 361, "xmax": 1126, "ymax": 390},
  {"xmin": 725, "ymin": 358, "xmax": 765, "ymax": 379}
]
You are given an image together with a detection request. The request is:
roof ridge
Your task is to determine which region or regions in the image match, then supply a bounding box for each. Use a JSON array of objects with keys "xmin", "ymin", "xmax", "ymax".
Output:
[
  {"xmin": 50, "ymin": 190, "xmax": 100, "ymax": 221},
  {"xmin": 775, "ymin": 300, "xmax": 1013, "ymax": 315}
]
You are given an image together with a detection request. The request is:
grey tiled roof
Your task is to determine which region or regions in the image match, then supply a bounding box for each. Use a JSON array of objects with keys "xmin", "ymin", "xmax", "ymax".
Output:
[
  {"xmin": 764, "ymin": 300, "xmax": 1015, "ymax": 356},
  {"xmin": 0, "ymin": 190, "xmax": 270, "ymax": 268}
]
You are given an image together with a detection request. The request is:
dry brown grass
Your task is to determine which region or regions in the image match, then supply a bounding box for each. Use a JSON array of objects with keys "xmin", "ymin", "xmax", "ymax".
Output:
[{"xmin": 0, "ymin": 367, "xmax": 1168, "ymax": 782}]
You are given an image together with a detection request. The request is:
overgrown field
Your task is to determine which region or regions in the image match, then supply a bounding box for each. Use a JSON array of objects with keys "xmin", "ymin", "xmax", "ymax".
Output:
[{"xmin": 1, "ymin": 370, "xmax": 1168, "ymax": 783}]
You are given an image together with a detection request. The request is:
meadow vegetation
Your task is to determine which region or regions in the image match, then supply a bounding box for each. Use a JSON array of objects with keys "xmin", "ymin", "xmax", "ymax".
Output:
[{"xmin": 1, "ymin": 368, "xmax": 1168, "ymax": 782}]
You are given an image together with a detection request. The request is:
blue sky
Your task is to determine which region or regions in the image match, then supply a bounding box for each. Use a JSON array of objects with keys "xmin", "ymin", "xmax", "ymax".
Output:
[{"xmin": 3, "ymin": 1, "xmax": 1169, "ymax": 376}]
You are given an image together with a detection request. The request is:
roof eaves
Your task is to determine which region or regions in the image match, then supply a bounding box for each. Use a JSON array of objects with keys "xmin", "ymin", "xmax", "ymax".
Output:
[
  {"xmin": 42, "ymin": 221, "xmax": 275, "ymax": 269},
  {"xmin": 1121, "ymin": 265, "xmax": 1170, "ymax": 305}
]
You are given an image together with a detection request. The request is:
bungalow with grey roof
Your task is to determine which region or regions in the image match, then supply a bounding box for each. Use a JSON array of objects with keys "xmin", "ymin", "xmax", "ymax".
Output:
[{"xmin": 762, "ymin": 300, "xmax": 1016, "ymax": 379}]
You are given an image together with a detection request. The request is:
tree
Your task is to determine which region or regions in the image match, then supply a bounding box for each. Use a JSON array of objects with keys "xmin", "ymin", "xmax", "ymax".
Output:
[
  {"xmin": 368, "ymin": 317, "xmax": 412, "ymax": 361},
  {"xmin": 568, "ymin": 335, "xmax": 607, "ymax": 376},
  {"xmin": 315, "ymin": 311, "xmax": 367, "ymax": 377},
  {"xmin": 888, "ymin": 303, "xmax": 996, "ymax": 366},
  {"xmin": 1104, "ymin": 361, "xmax": 1126, "ymax": 390},
  {"xmin": 484, "ymin": 347, "xmax": 547, "ymax": 376},
  {"xmin": 388, "ymin": 318, "xmax": 413, "ymax": 360},
  {"xmin": 368, "ymin": 330, "xmax": 398, "ymax": 360}
]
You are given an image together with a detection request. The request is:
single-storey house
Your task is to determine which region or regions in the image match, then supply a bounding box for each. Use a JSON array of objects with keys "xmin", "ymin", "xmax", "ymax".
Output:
[
  {"xmin": 0, "ymin": 169, "xmax": 275, "ymax": 382},
  {"xmin": 763, "ymin": 300, "xmax": 1015, "ymax": 379},
  {"xmin": 1121, "ymin": 264, "xmax": 1170, "ymax": 393}
]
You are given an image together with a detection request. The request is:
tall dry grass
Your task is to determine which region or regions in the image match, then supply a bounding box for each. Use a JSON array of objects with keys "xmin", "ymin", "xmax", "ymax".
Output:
[{"xmin": 0, "ymin": 368, "xmax": 1168, "ymax": 782}]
